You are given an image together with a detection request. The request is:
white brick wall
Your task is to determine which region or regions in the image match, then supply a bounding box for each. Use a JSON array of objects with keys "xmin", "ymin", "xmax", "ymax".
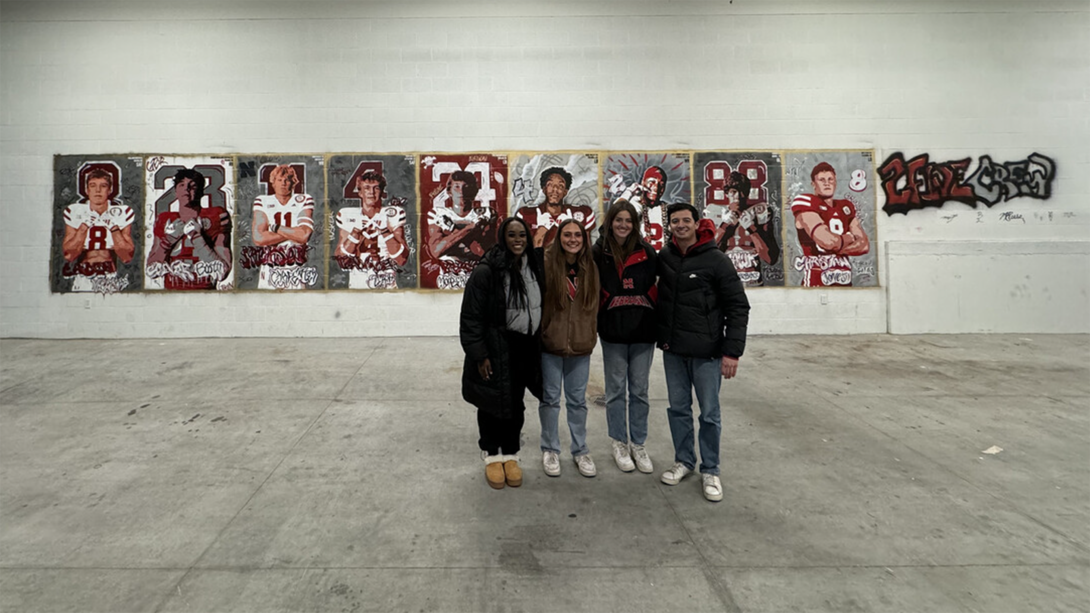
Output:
[{"xmin": 2, "ymin": 0, "xmax": 1088, "ymax": 338}]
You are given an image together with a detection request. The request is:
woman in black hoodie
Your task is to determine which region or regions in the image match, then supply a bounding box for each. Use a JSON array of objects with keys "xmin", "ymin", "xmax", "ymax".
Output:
[
  {"xmin": 592, "ymin": 201, "xmax": 659, "ymax": 474},
  {"xmin": 460, "ymin": 216, "xmax": 543, "ymax": 490}
]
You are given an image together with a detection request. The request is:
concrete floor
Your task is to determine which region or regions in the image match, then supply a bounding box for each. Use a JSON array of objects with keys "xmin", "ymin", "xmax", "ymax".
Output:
[{"xmin": 0, "ymin": 334, "xmax": 1087, "ymax": 613}]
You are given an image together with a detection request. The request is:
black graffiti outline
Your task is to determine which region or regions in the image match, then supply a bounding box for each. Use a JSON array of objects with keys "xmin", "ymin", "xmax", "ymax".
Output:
[{"xmin": 879, "ymin": 151, "xmax": 1056, "ymax": 215}]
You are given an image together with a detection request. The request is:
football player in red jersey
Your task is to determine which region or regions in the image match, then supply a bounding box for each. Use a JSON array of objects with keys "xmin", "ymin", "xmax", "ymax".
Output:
[
  {"xmin": 615, "ymin": 166, "xmax": 668, "ymax": 250},
  {"xmin": 791, "ymin": 162, "xmax": 870, "ymax": 286},
  {"xmin": 147, "ymin": 168, "xmax": 232, "ymax": 290},
  {"xmin": 516, "ymin": 167, "xmax": 596, "ymax": 248},
  {"xmin": 61, "ymin": 167, "xmax": 136, "ymax": 291},
  {"xmin": 703, "ymin": 171, "xmax": 780, "ymax": 286}
]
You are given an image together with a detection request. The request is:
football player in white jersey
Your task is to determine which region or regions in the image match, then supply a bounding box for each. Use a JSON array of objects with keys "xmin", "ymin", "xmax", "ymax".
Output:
[
  {"xmin": 335, "ymin": 170, "xmax": 409, "ymax": 289},
  {"xmin": 252, "ymin": 164, "xmax": 315, "ymax": 290},
  {"xmin": 62, "ymin": 168, "xmax": 135, "ymax": 292}
]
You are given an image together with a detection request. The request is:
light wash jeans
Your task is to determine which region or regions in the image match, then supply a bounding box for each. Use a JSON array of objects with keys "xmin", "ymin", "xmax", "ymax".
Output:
[
  {"xmin": 539, "ymin": 353, "xmax": 591, "ymax": 456},
  {"xmin": 601, "ymin": 340, "xmax": 655, "ymax": 446},
  {"xmin": 662, "ymin": 351, "xmax": 722, "ymax": 475}
]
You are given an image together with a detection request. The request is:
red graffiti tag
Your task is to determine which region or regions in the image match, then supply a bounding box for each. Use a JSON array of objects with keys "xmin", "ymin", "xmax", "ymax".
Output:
[{"xmin": 879, "ymin": 153, "xmax": 975, "ymax": 215}]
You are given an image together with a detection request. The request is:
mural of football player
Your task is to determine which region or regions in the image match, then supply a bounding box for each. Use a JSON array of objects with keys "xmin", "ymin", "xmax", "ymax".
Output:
[
  {"xmin": 251, "ymin": 164, "xmax": 315, "ymax": 290},
  {"xmin": 146, "ymin": 167, "xmax": 232, "ymax": 290},
  {"xmin": 61, "ymin": 167, "xmax": 136, "ymax": 292},
  {"xmin": 335, "ymin": 169, "xmax": 409, "ymax": 289},
  {"xmin": 614, "ymin": 166, "xmax": 668, "ymax": 250},
  {"xmin": 515, "ymin": 167, "xmax": 596, "ymax": 247},
  {"xmin": 791, "ymin": 162, "xmax": 871, "ymax": 287},
  {"xmin": 425, "ymin": 170, "xmax": 497, "ymax": 283},
  {"xmin": 703, "ymin": 171, "xmax": 780, "ymax": 286}
]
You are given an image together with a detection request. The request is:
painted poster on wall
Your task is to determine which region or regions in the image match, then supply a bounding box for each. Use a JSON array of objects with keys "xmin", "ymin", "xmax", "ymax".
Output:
[
  {"xmin": 603, "ymin": 152, "xmax": 691, "ymax": 251},
  {"xmin": 419, "ymin": 154, "xmax": 509, "ymax": 290},
  {"xmin": 783, "ymin": 151, "xmax": 878, "ymax": 287},
  {"xmin": 143, "ymin": 155, "xmax": 235, "ymax": 291},
  {"xmin": 235, "ymin": 156, "xmax": 326, "ymax": 290},
  {"xmin": 50, "ymin": 155, "xmax": 144, "ymax": 293},
  {"xmin": 510, "ymin": 152, "xmax": 600, "ymax": 248},
  {"xmin": 693, "ymin": 152, "xmax": 785, "ymax": 287},
  {"xmin": 327, "ymin": 154, "xmax": 418, "ymax": 290}
]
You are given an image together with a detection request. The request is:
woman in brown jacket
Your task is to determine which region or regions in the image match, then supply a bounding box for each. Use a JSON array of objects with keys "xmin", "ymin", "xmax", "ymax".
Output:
[{"xmin": 538, "ymin": 219, "xmax": 600, "ymax": 478}]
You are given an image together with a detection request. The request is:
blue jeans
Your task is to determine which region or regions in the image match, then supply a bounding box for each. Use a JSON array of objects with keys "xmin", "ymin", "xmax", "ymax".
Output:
[
  {"xmin": 601, "ymin": 340, "xmax": 655, "ymax": 446},
  {"xmin": 539, "ymin": 353, "xmax": 591, "ymax": 456},
  {"xmin": 662, "ymin": 351, "xmax": 722, "ymax": 475}
]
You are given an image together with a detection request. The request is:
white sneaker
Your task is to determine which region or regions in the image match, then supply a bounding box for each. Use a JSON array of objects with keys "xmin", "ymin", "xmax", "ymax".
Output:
[
  {"xmin": 702, "ymin": 474, "xmax": 723, "ymax": 502},
  {"xmin": 611, "ymin": 440, "xmax": 635, "ymax": 472},
  {"xmin": 630, "ymin": 444, "xmax": 653, "ymax": 474},
  {"xmin": 660, "ymin": 462, "xmax": 691, "ymax": 485},
  {"xmin": 542, "ymin": 450, "xmax": 561, "ymax": 477},
  {"xmin": 574, "ymin": 453, "xmax": 597, "ymax": 477}
]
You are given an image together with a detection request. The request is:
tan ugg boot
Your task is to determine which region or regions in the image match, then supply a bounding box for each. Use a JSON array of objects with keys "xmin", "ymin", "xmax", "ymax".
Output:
[
  {"xmin": 502, "ymin": 455, "xmax": 522, "ymax": 487},
  {"xmin": 484, "ymin": 454, "xmax": 505, "ymax": 489}
]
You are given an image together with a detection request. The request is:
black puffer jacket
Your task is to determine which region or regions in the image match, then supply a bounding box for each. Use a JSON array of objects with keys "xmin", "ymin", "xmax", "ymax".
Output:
[
  {"xmin": 459, "ymin": 245, "xmax": 543, "ymax": 419},
  {"xmin": 656, "ymin": 218, "xmax": 750, "ymax": 359},
  {"xmin": 593, "ymin": 236, "xmax": 658, "ymax": 344}
]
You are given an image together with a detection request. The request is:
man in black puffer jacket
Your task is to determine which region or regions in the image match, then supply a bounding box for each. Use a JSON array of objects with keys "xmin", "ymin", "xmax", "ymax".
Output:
[{"xmin": 655, "ymin": 202, "xmax": 750, "ymax": 503}]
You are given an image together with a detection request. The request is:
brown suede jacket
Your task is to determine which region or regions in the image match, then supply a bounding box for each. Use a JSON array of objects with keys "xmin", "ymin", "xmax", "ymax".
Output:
[{"xmin": 541, "ymin": 262, "xmax": 598, "ymax": 357}]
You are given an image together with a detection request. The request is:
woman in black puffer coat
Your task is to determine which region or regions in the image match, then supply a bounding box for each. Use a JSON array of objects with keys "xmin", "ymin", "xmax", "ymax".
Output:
[{"xmin": 460, "ymin": 216, "xmax": 543, "ymax": 490}]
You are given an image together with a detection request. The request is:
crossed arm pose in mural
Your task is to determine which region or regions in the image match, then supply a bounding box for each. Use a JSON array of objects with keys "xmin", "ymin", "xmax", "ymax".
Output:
[
  {"xmin": 702, "ymin": 171, "xmax": 780, "ymax": 286},
  {"xmin": 251, "ymin": 164, "xmax": 316, "ymax": 290},
  {"xmin": 426, "ymin": 171, "xmax": 496, "ymax": 263},
  {"xmin": 62, "ymin": 168, "xmax": 136, "ymax": 291},
  {"xmin": 516, "ymin": 167, "xmax": 596, "ymax": 248},
  {"xmin": 614, "ymin": 166, "xmax": 668, "ymax": 251},
  {"xmin": 253, "ymin": 164, "xmax": 314, "ymax": 248},
  {"xmin": 791, "ymin": 162, "xmax": 870, "ymax": 287},
  {"xmin": 147, "ymin": 167, "xmax": 232, "ymax": 290},
  {"xmin": 335, "ymin": 170, "xmax": 409, "ymax": 289}
]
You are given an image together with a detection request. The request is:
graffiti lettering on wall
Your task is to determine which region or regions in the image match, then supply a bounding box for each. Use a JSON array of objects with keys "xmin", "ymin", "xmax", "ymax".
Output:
[{"xmin": 878, "ymin": 152, "xmax": 1056, "ymax": 215}]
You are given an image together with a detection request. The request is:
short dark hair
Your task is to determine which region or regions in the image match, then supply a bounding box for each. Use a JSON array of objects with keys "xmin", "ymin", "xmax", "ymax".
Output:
[
  {"xmin": 539, "ymin": 167, "xmax": 572, "ymax": 190},
  {"xmin": 726, "ymin": 171, "xmax": 751, "ymax": 208},
  {"xmin": 810, "ymin": 162, "xmax": 836, "ymax": 181},
  {"xmin": 449, "ymin": 170, "xmax": 480, "ymax": 203},
  {"xmin": 357, "ymin": 169, "xmax": 387, "ymax": 196},
  {"xmin": 666, "ymin": 201, "xmax": 699, "ymax": 224},
  {"xmin": 173, "ymin": 167, "xmax": 206, "ymax": 201}
]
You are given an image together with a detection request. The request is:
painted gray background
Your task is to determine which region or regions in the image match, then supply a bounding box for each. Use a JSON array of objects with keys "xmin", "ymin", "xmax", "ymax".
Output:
[
  {"xmin": 235, "ymin": 155, "xmax": 327, "ymax": 290},
  {"xmin": 326, "ymin": 154, "xmax": 418, "ymax": 290},
  {"xmin": 50, "ymin": 154, "xmax": 144, "ymax": 293},
  {"xmin": 783, "ymin": 151, "xmax": 879, "ymax": 288},
  {"xmin": 510, "ymin": 152, "xmax": 601, "ymax": 215}
]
